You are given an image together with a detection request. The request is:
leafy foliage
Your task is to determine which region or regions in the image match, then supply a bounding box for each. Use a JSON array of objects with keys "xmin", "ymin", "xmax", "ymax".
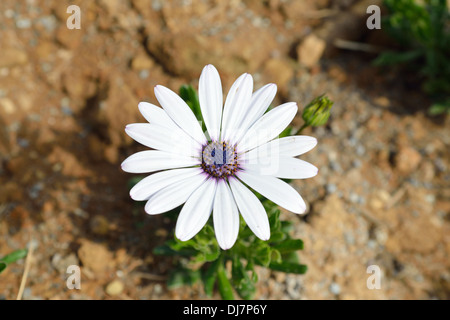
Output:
[
  {"xmin": 375, "ymin": 0, "xmax": 450, "ymax": 114},
  {"xmin": 153, "ymin": 200, "xmax": 307, "ymax": 299}
]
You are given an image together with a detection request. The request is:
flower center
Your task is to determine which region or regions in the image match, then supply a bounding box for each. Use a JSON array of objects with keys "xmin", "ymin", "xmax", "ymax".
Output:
[{"xmin": 201, "ymin": 141, "xmax": 239, "ymax": 179}]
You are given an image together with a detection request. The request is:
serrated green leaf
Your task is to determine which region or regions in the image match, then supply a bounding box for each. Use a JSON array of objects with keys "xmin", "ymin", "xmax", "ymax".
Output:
[
  {"xmin": 192, "ymin": 230, "xmax": 221, "ymax": 262},
  {"xmin": 273, "ymin": 239, "xmax": 304, "ymax": 253},
  {"xmin": 254, "ymin": 245, "xmax": 271, "ymax": 267},
  {"xmin": 1, "ymin": 249, "xmax": 28, "ymax": 265},
  {"xmin": 269, "ymin": 261, "xmax": 307, "ymax": 274},
  {"xmin": 203, "ymin": 247, "xmax": 220, "ymax": 262},
  {"xmin": 193, "ymin": 246, "xmax": 220, "ymax": 263},
  {"xmin": 232, "ymin": 257, "xmax": 256, "ymax": 300},
  {"xmin": 270, "ymin": 249, "xmax": 282, "ymax": 264},
  {"xmin": 196, "ymin": 225, "xmax": 216, "ymax": 244},
  {"xmin": 245, "ymin": 260, "xmax": 258, "ymax": 283},
  {"xmin": 166, "ymin": 239, "xmax": 198, "ymax": 256}
]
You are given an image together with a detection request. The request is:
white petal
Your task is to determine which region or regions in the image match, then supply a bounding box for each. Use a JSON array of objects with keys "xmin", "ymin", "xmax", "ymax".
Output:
[
  {"xmin": 199, "ymin": 64, "xmax": 223, "ymax": 141},
  {"xmin": 125, "ymin": 123, "xmax": 201, "ymax": 157},
  {"xmin": 237, "ymin": 170, "xmax": 306, "ymax": 214},
  {"xmin": 237, "ymin": 102, "xmax": 298, "ymax": 153},
  {"xmin": 222, "ymin": 73, "xmax": 246, "ymax": 120},
  {"xmin": 137, "ymin": 103, "xmax": 200, "ymax": 152},
  {"xmin": 221, "ymin": 73, "xmax": 253, "ymax": 143},
  {"xmin": 228, "ymin": 177, "xmax": 270, "ymax": 241},
  {"xmin": 154, "ymin": 85, "xmax": 207, "ymax": 145},
  {"xmin": 241, "ymin": 157, "xmax": 318, "ymax": 179},
  {"xmin": 232, "ymin": 83, "xmax": 277, "ymax": 143},
  {"xmin": 130, "ymin": 167, "xmax": 203, "ymax": 201},
  {"xmin": 121, "ymin": 150, "xmax": 200, "ymax": 173},
  {"xmin": 213, "ymin": 180, "xmax": 240, "ymax": 250},
  {"xmin": 144, "ymin": 172, "xmax": 208, "ymax": 215},
  {"xmin": 244, "ymin": 135, "xmax": 317, "ymax": 161},
  {"xmin": 176, "ymin": 178, "xmax": 217, "ymax": 241},
  {"xmin": 138, "ymin": 102, "xmax": 175, "ymax": 128}
]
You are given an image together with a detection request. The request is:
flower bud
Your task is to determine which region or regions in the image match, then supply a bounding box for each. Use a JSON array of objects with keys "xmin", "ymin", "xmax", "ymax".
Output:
[{"xmin": 302, "ymin": 94, "xmax": 333, "ymax": 127}]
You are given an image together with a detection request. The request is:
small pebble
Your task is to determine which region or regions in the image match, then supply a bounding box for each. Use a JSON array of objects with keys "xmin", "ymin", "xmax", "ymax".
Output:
[
  {"xmin": 105, "ymin": 280, "xmax": 124, "ymax": 296},
  {"xmin": 16, "ymin": 18, "xmax": 31, "ymax": 29},
  {"xmin": 329, "ymin": 282, "xmax": 341, "ymax": 295},
  {"xmin": 139, "ymin": 69, "xmax": 149, "ymax": 79},
  {"xmin": 326, "ymin": 183, "xmax": 337, "ymax": 194}
]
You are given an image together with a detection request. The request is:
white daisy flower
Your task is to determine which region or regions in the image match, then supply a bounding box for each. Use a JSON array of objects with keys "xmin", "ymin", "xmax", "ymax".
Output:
[{"xmin": 122, "ymin": 64, "xmax": 318, "ymax": 250}]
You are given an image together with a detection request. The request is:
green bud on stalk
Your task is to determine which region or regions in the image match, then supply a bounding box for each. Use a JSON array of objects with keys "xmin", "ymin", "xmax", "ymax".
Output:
[{"xmin": 302, "ymin": 94, "xmax": 333, "ymax": 127}]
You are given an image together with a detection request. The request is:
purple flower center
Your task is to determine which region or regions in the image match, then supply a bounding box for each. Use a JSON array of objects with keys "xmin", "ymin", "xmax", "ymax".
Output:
[{"xmin": 201, "ymin": 141, "xmax": 239, "ymax": 179}]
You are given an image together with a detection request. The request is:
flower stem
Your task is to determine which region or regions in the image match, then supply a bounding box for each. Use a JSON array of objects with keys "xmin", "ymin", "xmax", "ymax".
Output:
[{"xmin": 294, "ymin": 123, "xmax": 308, "ymax": 135}]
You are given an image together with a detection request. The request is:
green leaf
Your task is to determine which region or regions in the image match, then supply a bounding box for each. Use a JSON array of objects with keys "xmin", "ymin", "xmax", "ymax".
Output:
[
  {"xmin": 282, "ymin": 251, "xmax": 300, "ymax": 264},
  {"xmin": 273, "ymin": 239, "xmax": 304, "ymax": 253},
  {"xmin": 169, "ymin": 238, "xmax": 193, "ymax": 251},
  {"xmin": 1, "ymin": 249, "xmax": 28, "ymax": 265},
  {"xmin": 245, "ymin": 260, "xmax": 258, "ymax": 283},
  {"xmin": 217, "ymin": 264, "xmax": 234, "ymax": 300},
  {"xmin": 152, "ymin": 244, "xmax": 190, "ymax": 256},
  {"xmin": 373, "ymin": 50, "xmax": 423, "ymax": 66},
  {"xmin": 269, "ymin": 261, "xmax": 307, "ymax": 274},
  {"xmin": 179, "ymin": 85, "xmax": 203, "ymax": 124},
  {"xmin": 428, "ymin": 101, "xmax": 450, "ymax": 115},
  {"xmin": 376, "ymin": 0, "xmax": 450, "ymax": 103},
  {"xmin": 192, "ymin": 246, "xmax": 220, "ymax": 264},
  {"xmin": 270, "ymin": 249, "xmax": 282, "ymax": 264},
  {"xmin": 280, "ymin": 220, "xmax": 294, "ymax": 233},
  {"xmin": 279, "ymin": 126, "xmax": 293, "ymax": 138},
  {"xmin": 267, "ymin": 207, "xmax": 281, "ymax": 230},
  {"xmin": 269, "ymin": 231, "xmax": 286, "ymax": 243},
  {"xmin": 203, "ymin": 259, "xmax": 221, "ymax": 297},
  {"xmin": 191, "ymin": 226, "xmax": 221, "ymax": 262},
  {"xmin": 254, "ymin": 245, "xmax": 271, "ymax": 267},
  {"xmin": 0, "ymin": 262, "xmax": 7, "ymax": 274},
  {"xmin": 152, "ymin": 244, "xmax": 173, "ymax": 255},
  {"xmin": 127, "ymin": 176, "xmax": 145, "ymax": 190},
  {"xmin": 165, "ymin": 240, "xmax": 198, "ymax": 257},
  {"xmin": 231, "ymin": 257, "xmax": 256, "ymax": 300}
]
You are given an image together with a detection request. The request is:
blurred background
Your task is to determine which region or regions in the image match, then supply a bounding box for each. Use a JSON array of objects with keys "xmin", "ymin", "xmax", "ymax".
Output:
[{"xmin": 0, "ymin": 0, "xmax": 448, "ymax": 300}]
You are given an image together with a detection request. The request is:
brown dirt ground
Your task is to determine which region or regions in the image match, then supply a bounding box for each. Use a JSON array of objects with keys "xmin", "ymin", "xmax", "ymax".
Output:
[{"xmin": 0, "ymin": 0, "xmax": 449, "ymax": 300}]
